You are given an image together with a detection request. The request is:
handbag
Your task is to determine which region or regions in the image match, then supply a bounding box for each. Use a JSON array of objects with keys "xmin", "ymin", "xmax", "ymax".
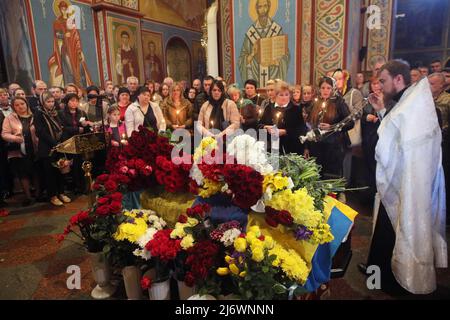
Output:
[{"xmin": 346, "ymin": 90, "xmax": 362, "ymax": 148}]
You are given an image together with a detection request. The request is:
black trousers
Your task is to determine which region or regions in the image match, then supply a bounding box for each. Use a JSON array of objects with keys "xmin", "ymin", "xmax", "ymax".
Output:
[
  {"xmin": 0, "ymin": 149, "xmax": 13, "ymax": 194},
  {"xmin": 40, "ymin": 158, "xmax": 65, "ymax": 197},
  {"xmin": 367, "ymin": 203, "xmax": 410, "ymax": 296}
]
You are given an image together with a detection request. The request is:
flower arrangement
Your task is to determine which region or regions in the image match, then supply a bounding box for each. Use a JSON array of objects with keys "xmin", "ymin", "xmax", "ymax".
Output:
[
  {"xmin": 109, "ymin": 209, "xmax": 166, "ymax": 268},
  {"xmin": 58, "ymin": 191, "xmax": 124, "ymax": 253},
  {"xmin": 52, "ymin": 157, "xmax": 73, "ymax": 174},
  {"xmin": 155, "ymin": 154, "xmax": 192, "ymax": 193},
  {"xmin": 106, "ymin": 126, "xmax": 174, "ymax": 191},
  {"xmin": 216, "ymin": 226, "xmax": 309, "ymax": 300}
]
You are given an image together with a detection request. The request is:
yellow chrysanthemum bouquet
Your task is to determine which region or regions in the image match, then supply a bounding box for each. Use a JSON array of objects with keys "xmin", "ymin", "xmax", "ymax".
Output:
[
  {"xmin": 216, "ymin": 226, "xmax": 309, "ymax": 300},
  {"xmin": 108, "ymin": 209, "xmax": 167, "ymax": 268}
]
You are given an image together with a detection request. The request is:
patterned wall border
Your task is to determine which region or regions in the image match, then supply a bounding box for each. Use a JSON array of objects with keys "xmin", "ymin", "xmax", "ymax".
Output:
[
  {"xmin": 314, "ymin": 0, "xmax": 347, "ymax": 83},
  {"xmin": 219, "ymin": 0, "xmax": 233, "ymax": 85},
  {"xmin": 301, "ymin": 0, "xmax": 313, "ymax": 85},
  {"xmin": 364, "ymin": 0, "xmax": 393, "ymax": 71},
  {"xmin": 96, "ymin": 10, "xmax": 111, "ymax": 82}
]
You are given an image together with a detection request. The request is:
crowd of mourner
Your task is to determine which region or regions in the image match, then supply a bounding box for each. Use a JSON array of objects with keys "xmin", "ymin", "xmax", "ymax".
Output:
[{"xmin": 0, "ymin": 58, "xmax": 449, "ymax": 215}]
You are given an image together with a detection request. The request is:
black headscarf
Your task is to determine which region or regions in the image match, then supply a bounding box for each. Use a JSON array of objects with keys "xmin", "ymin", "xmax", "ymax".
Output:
[{"xmin": 208, "ymin": 80, "xmax": 226, "ymax": 130}]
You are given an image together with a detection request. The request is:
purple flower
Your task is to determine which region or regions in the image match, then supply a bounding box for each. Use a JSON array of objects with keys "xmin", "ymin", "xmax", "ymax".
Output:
[{"xmin": 294, "ymin": 226, "xmax": 313, "ymax": 241}]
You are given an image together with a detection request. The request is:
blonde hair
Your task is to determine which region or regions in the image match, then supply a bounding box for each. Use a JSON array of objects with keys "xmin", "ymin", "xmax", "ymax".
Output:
[
  {"xmin": 227, "ymin": 86, "xmax": 241, "ymax": 97},
  {"xmin": 274, "ymin": 81, "xmax": 290, "ymax": 94}
]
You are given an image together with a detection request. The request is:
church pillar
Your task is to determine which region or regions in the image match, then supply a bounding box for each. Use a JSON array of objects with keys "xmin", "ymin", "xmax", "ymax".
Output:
[
  {"xmin": 360, "ymin": 0, "xmax": 395, "ymax": 73},
  {"xmin": 206, "ymin": 1, "xmax": 219, "ymax": 78}
]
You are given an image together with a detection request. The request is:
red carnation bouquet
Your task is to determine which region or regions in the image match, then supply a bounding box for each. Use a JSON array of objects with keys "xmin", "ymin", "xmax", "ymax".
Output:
[{"xmin": 184, "ymin": 240, "xmax": 220, "ymax": 288}]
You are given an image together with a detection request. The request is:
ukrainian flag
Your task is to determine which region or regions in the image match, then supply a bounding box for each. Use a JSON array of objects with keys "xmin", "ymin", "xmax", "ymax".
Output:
[{"xmin": 248, "ymin": 196, "xmax": 358, "ymax": 293}]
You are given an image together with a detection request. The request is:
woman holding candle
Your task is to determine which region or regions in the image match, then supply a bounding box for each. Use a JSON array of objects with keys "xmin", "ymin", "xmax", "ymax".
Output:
[
  {"xmin": 125, "ymin": 86, "xmax": 166, "ymax": 137},
  {"xmin": 34, "ymin": 92, "xmax": 71, "ymax": 207},
  {"xmin": 197, "ymin": 80, "xmax": 240, "ymax": 140},
  {"xmin": 227, "ymin": 84, "xmax": 258, "ymax": 131},
  {"xmin": 1, "ymin": 97, "xmax": 39, "ymax": 206},
  {"xmin": 105, "ymin": 106, "xmax": 127, "ymax": 148},
  {"xmin": 304, "ymin": 77, "xmax": 353, "ymax": 180},
  {"xmin": 162, "ymin": 82, "xmax": 193, "ymax": 131},
  {"xmin": 258, "ymin": 81, "xmax": 306, "ymax": 155}
]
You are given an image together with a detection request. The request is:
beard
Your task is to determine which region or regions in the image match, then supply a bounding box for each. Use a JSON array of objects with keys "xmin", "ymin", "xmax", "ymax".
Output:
[{"xmin": 383, "ymin": 88, "xmax": 397, "ymax": 103}]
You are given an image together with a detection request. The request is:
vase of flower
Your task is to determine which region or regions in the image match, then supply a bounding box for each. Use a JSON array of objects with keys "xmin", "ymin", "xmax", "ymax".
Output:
[
  {"xmin": 88, "ymin": 251, "xmax": 116, "ymax": 299},
  {"xmin": 148, "ymin": 278, "xmax": 171, "ymax": 300},
  {"xmin": 122, "ymin": 265, "xmax": 143, "ymax": 300},
  {"xmin": 177, "ymin": 280, "xmax": 197, "ymax": 300}
]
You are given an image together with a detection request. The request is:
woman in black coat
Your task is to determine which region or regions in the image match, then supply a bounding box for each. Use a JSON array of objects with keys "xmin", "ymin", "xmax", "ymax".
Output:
[
  {"xmin": 258, "ymin": 81, "xmax": 306, "ymax": 155},
  {"xmin": 34, "ymin": 92, "xmax": 71, "ymax": 206},
  {"xmin": 305, "ymin": 77, "xmax": 353, "ymax": 179},
  {"xmin": 58, "ymin": 93, "xmax": 91, "ymax": 194}
]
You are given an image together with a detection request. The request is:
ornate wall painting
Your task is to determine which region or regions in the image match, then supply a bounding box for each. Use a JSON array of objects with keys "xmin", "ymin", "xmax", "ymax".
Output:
[
  {"xmin": 233, "ymin": 0, "xmax": 298, "ymax": 88},
  {"xmin": 142, "ymin": 30, "xmax": 165, "ymax": 83},
  {"xmin": 139, "ymin": 0, "xmax": 206, "ymax": 31},
  {"xmin": 313, "ymin": 0, "xmax": 347, "ymax": 83},
  {"xmin": 107, "ymin": 16, "xmax": 144, "ymax": 85},
  {"xmin": 28, "ymin": 0, "xmax": 100, "ymax": 87},
  {"xmin": 166, "ymin": 38, "xmax": 192, "ymax": 83},
  {"xmin": 192, "ymin": 40, "xmax": 207, "ymax": 82}
]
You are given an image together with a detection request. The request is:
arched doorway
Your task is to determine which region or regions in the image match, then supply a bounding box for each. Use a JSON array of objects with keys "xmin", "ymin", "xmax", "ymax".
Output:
[{"xmin": 166, "ymin": 37, "xmax": 192, "ymax": 83}]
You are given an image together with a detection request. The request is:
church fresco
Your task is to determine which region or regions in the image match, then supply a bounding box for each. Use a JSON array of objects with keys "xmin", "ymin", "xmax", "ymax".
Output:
[
  {"xmin": 234, "ymin": 0, "xmax": 297, "ymax": 88},
  {"xmin": 142, "ymin": 30, "xmax": 165, "ymax": 83},
  {"xmin": 107, "ymin": 16, "xmax": 144, "ymax": 85},
  {"xmin": 139, "ymin": 0, "xmax": 206, "ymax": 31},
  {"xmin": 28, "ymin": 0, "xmax": 100, "ymax": 87}
]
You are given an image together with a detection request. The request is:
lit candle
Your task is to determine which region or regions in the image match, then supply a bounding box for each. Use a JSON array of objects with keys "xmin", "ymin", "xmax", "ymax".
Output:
[
  {"xmin": 322, "ymin": 102, "xmax": 326, "ymax": 109},
  {"xmin": 315, "ymin": 98, "xmax": 318, "ymax": 103},
  {"xmin": 210, "ymin": 120, "xmax": 214, "ymax": 128},
  {"xmin": 176, "ymin": 109, "xmax": 181, "ymax": 126},
  {"xmin": 153, "ymin": 94, "xmax": 157, "ymax": 101},
  {"xmin": 120, "ymin": 133, "xmax": 127, "ymax": 145},
  {"xmin": 240, "ymin": 98, "xmax": 244, "ymax": 105},
  {"xmin": 276, "ymin": 112, "xmax": 281, "ymax": 126}
]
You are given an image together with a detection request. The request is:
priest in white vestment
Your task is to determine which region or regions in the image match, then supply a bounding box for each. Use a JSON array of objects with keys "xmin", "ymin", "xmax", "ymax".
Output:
[{"xmin": 368, "ymin": 60, "xmax": 447, "ymax": 295}]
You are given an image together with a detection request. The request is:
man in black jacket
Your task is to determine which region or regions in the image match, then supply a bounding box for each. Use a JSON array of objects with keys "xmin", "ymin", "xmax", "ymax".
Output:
[
  {"xmin": 193, "ymin": 75, "xmax": 214, "ymax": 122},
  {"xmin": 28, "ymin": 80, "xmax": 48, "ymax": 112}
]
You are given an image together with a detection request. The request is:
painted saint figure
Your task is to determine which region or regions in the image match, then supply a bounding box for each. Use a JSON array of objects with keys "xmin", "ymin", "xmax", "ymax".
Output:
[
  {"xmin": 144, "ymin": 41, "xmax": 163, "ymax": 83},
  {"xmin": 238, "ymin": 0, "xmax": 290, "ymax": 87},
  {"xmin": 48, "ymin": 0, "xmax": 93, "ymax": 88},
  {"xmin": 116, "ymin": 31, "xmax": 139, "ymax": 84}
]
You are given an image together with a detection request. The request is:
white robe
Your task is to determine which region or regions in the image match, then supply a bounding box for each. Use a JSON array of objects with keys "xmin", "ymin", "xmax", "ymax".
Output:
[{"xmin": 375, "ymin": 78, "xmax": 447, "ymax": 294}]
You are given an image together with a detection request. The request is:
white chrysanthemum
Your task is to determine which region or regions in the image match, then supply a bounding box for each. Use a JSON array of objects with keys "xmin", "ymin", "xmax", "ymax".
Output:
[
  {"xmin": 137, "ymin": 228, "xmax": 158, "ymax": 248},
  {"xmin": 189, "ymin": 163, "xmax": 205, "ymax": 186},
  {"xmin": 227, "ymin": 135, "xmax": 274, "ymax": 175},
  {"xmin": 133, "ymin": 248, "xmax": 152, "ymax": 260},
  {"xmin": 220, "ymin": 228, "xmax": 242, "ymax": 247}
]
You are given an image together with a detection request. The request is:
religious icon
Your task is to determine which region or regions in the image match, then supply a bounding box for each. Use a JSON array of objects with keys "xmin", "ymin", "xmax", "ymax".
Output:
[
  {"xmin": 114, "ymin": 24, "xmax": 140, "ymax": 85},
  {"xmin": 238, "ymin": 0, "xmax": 290, "ymax": 88},
  {"xmin": 142, "ymin": 31, "xmax": 164, "ymax": 83},
  {"xmin": 48, "ymin": 0, "xmax": 93, "ymax": 88},
  {"xmin": 192, "ymin": 41, "xmax": 207, "ymax": 81}
]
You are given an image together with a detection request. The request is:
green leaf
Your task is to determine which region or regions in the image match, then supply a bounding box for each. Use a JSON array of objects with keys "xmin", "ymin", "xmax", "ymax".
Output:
[{"xmin": 273, "ymin": 283, "xmax": 287, "ymax": 295}]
